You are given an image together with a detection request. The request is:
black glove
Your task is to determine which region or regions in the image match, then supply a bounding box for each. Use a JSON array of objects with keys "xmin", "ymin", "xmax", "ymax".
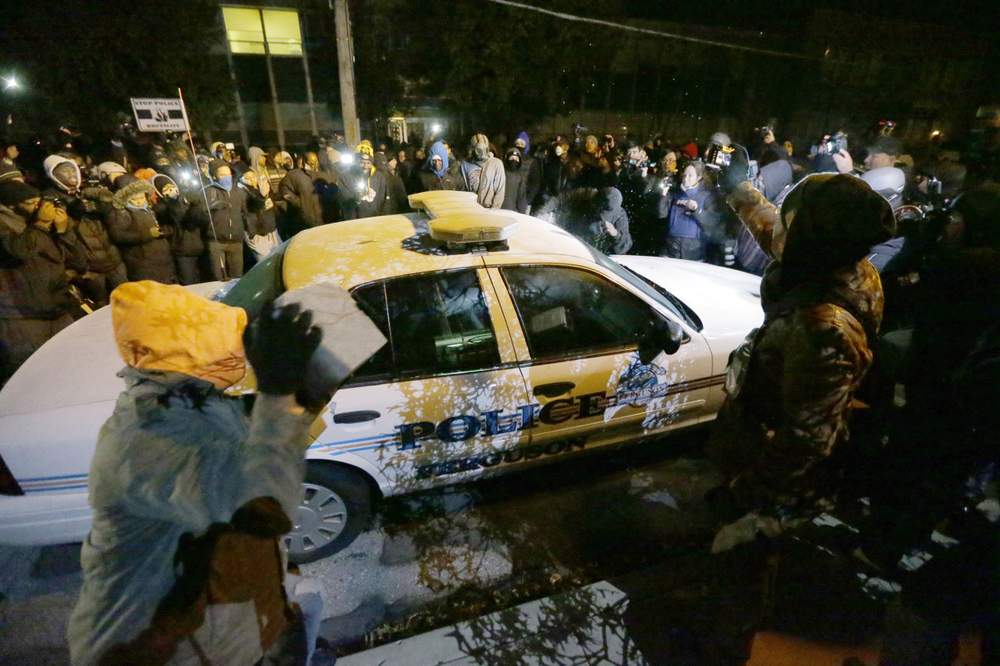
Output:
[
  {"xmin": 243, "ymin": 302, "xmax": 322, "ymax": 399},
  {"xmin": 717, "ymin": 145, "xmax": 751, "ymax": 195}
]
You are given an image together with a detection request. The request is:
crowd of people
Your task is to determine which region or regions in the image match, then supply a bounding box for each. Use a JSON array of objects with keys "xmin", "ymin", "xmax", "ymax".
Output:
[{"xmin": 0, "ymin": 120, "xmax": 994, "ymax": 388}]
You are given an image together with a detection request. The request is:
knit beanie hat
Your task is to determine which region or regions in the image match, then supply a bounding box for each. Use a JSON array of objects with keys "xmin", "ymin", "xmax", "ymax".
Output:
[{"xmin": 0, "ymin": 180, "xmax": 40, "ymax": 207}]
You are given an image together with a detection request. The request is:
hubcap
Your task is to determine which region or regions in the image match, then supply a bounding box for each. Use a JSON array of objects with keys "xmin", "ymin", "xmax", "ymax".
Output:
[{"xmin": 285, "ymin": 482, "xmax": 349, "ymax": 557}]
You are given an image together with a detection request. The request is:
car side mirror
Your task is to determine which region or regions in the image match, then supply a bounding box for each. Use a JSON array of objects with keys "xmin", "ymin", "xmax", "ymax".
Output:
[{"xmin": 637, "ymin": 315, "xmax": 685, "ymax": 364}]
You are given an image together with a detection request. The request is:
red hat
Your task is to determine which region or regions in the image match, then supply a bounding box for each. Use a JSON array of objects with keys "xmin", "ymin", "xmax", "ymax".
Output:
[{"xmin": 679, "ymin": 142, "xmax": 699, "ymax": 160}]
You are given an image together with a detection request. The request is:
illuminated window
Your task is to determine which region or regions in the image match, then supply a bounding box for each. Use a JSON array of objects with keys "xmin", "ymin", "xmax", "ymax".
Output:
[{"xmin": 222, "ymin": 6, "xmax": 303, "ymax": 57}]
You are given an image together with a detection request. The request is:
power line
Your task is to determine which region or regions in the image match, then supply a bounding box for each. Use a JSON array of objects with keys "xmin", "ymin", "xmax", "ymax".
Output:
[{"xmin": 483, "ymin": 0, "xmax": 829, "ymax": 62}]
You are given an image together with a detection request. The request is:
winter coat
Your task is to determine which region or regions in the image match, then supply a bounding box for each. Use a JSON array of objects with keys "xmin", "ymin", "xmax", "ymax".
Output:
[
  {"xmin": 707, "ymin": 178, "xmax": 892, "ymax": 512},
  {"xmin": 278, "ymin": 168, "xmax": 325, "ymax": 229},
  {"xmin": 475, "ymin": 157, "xmax": 506, "ymax": 209},
  {"xmin": 337, "ymin": 168, "xmax": 388, "ymax": 220},
  {"xmin": 107, "ymin": 179, "xmax": 176, "ymax": 282},
  {"xmin": 417, "ymin": 167, "xmax": 467, "ymax": 193},
  {"xmin": 501, "ymin": 164, "xmax": 529, "ymax": 214},
  {"xmin": 46, "ymin": 188, "xmax": 123, "ymax": 274},
  {"xmin": 107, "ymin": 206, "xmax": 176, "ymax": 283},
  {"xmin": 600, "ymin": 187, "xmax": 633, "ymax": 254},
  {"xmin": 382, "ymin": 170, "xmax": 410, "ymax": 214},
  {"xmin": 666, "ymin": 183, "xmax": 719, "ymax": 240},
  {"xmin": 67, "ymin": 369, "xmax": 316, "ymax": 665},
  {"xmin": 193, "ymin": 182, "xmax": 247, "ymax": 243},
  {"xmin": 0, "ymin": 206, "xmax": 81, "ymax": 319},
  {"xmin": 241, "ymin": 183, "xmax": 277, "ymax": 236},
  {"xmin": 153, "ymin": 195, "xmax": 202, "ymax": 258}
]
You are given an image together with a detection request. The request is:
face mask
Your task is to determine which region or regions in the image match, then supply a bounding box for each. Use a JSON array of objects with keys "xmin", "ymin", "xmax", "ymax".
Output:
[
  {"xmin": 126, "ymin": 201, "xmax": 148, "ymax": 211},
  {"xmin": 217, "ymin": 175, "xmax": 233, "ymax": 190}
]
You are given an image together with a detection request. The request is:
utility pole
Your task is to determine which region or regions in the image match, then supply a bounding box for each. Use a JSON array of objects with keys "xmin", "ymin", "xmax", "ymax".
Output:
[{"xmin": 333, "ymin": 0, "xmax": 360, "ymax": 146}]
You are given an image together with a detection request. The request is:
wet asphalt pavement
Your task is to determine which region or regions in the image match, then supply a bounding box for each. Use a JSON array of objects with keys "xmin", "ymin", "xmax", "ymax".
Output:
[{"xmin": 0, "ymin": 430, "xmax": 724, "ymax": 663}]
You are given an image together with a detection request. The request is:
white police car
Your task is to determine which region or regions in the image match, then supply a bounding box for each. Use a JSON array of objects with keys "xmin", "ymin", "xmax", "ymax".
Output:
[{"xmin": 0, "ymin": 191, "xmax": 763, "ymax": 562}]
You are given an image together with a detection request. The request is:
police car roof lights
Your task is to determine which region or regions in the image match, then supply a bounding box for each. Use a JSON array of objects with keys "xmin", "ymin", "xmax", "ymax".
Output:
[{"xmin": 428, "ymin": 213, "xmax": 519, "ymax": 248}]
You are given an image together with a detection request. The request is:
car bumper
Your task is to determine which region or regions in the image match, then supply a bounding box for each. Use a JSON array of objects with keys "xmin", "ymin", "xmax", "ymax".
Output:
[{"xmin": 0, "ymin": 491, "xmax": 90, "ymax": 546}]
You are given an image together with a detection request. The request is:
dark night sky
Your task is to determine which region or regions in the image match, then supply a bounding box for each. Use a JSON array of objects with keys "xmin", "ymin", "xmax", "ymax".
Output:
[{"xmin": 624, "ymin": 0, "xmax": 1000, "ymax": 36}]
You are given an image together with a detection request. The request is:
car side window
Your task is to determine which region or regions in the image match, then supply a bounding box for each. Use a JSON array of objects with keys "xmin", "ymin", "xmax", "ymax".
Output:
[
  {"xmin": 502, "ymin": 265, "xmax": 655, "ymax": 360},
  {"xmin": 349, "ymin": 270, "xmax": 501, "ymax": 382},
  {"xmin": 350, "ymin": 282, "xmax": 394, "ymax": 381}
]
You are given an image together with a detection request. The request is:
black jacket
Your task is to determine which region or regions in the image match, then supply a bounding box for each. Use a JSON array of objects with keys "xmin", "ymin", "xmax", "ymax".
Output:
[
  {"xmin": 195, "ymin": 183, "xmax": 247, "ymax": 243},
  {"xmin": 46, "ymin": 188, "xmax": 123, "ymax": 274},
  {"xmin": 416, "ymin": 167, "xmax": 467, "ymax": 193},
  {"xmin": 0, "ymin": 206, "xmax": 82, "ymax": 319},
  {"xmin": 338, "ymin": 168, "xmax": 388, "ymax": 220},
  {"xmin": 106, "ymin": 206, "xmax": 177, "ymax": 283},
  {"xmin": 153, "ymin": 195, "xmax": 202, "ymax": 257},
  {"xmin": 501, "ymin": 166, "xmax": 529, "ymax": 214},
  {"xmin": 241, "ymin": 184, "xmax": 277, "ymax": 236},
  {"xmin": 278, "ymin": 169, "xmax": 327, "ymax": 229}
]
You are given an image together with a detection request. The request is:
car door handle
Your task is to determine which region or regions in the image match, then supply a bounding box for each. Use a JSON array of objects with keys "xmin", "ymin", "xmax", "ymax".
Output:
[
  {"xmin": 533, "ymin": 382, "xmax": 575, "ymax": 398},
  {"xmin": 333, "ymin": 410, "xmax": 381, "ymax": 424}
]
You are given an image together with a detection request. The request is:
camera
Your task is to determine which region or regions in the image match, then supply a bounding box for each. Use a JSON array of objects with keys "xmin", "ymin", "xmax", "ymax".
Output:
[
  {"xmin": 821, "ymin": 131, "xmax": 848, "ymax": 155},
  {"xmin": 925, "ymin": 176, "xmax": 942, "ymax": 196},
  {"xmin": 705, "ymin": 143, "xmax": 734, "ymax": 170}
]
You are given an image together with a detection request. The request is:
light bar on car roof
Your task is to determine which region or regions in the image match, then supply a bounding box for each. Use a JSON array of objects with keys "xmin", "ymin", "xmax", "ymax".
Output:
[{"xmin": 428, "ymin": 214, "xmax": 518, "ymax": 244}]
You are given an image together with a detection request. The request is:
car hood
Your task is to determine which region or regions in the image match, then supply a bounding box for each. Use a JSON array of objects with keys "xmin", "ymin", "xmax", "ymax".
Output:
[
  {"xmin": 612, "ymin": 255, "xmax": 763, "ymax": 351},
  {"xmin": 0, "ymin": 282, "xmax": 226, "ymax": 417}
]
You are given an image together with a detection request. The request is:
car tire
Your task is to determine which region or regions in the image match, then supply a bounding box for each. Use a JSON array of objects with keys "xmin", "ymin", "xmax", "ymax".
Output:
[{"xmin": 286, "ymin": 462, "xmax": 373, "ymax": 564}]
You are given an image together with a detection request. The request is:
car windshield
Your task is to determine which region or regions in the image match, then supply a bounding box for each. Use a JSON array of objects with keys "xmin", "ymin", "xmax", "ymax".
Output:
[{"xmin": 592, "ymin": 252, "xmax": 700, "ymax": 330}]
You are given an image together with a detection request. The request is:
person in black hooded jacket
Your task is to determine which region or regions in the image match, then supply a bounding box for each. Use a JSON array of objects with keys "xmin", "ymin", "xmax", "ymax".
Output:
[
  {"xmin": 501, "ymin": 147, "xmax": 529, "ymax": 214},
  {"xmin": 192, "ymin": 160, "xmax": 247, "ymax": 280},
  {"xmin": 236, "ymin": 165, "xmax": 279, "ymax": 263},
  {"xmin": 151, "ymin": 174, "xmax": 202, "ymax": 285}
]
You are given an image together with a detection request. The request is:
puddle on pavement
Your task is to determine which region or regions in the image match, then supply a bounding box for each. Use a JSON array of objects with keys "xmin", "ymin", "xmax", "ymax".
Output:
[{"xmin": 349, "ymin": 432, "xmax": 723, "ymax": 651}]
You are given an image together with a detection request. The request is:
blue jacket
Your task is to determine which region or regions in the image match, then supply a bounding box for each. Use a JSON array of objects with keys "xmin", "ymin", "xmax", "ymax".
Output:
[{"xmin": 667, "ymin": 184, "xmax": 715, "ymax": 240}]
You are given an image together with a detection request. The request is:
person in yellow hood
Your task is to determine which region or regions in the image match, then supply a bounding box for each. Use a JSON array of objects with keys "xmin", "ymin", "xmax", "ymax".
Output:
[{"xmin": 68, "ymin": 281, "xmax": 330, "ymax": 665}]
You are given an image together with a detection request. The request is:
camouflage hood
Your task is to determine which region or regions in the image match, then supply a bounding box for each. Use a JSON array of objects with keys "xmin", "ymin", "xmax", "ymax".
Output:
[{"xmin": 761, "ymin": 173, "xmax": 893, "ymax": 340}]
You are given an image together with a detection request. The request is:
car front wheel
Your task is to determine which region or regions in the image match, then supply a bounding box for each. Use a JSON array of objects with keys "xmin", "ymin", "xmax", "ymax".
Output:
[{"xmin": 286, "ymin": 463, "xmax": 373, "ymax": 564}]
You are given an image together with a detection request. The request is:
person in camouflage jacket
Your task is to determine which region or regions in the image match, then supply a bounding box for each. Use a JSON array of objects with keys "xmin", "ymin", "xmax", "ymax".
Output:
[{"xmin": 707, "ymin": 173, "xmax": 894, "ymax": 515}]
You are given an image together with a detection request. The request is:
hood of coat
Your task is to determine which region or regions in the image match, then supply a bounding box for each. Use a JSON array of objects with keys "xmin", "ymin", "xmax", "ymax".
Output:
[
  {"xmin": 515, "ymin": 131, "xmax": 531, "ymax": 155},
  {"xmin": 470, "ymin": 134, "xmax": 490, "ymax": 162},
  {"xmin": 759, "ymin": 174, "xmax": 892, "ymax": 340},
  {"xmin": 504, "ymin": 147, "xmax": 522, "ymax": 170},
  {"xmin": 778, "ymin": 173, "xmax": 894, "ymax": 275},
  {"xmin": 602, "ymin": 186, "xmax": 624, "ymax": 213},
  {"xmin": 152, "ymin": 173, "xmax": 178, "ymax": 199},
  {"xmin": 111, "ymin": 281, "xmax": 247, "ymax": 390},
  {"xmin": 111, "ymin": 175, "xmax": 155, "ymax": 210},
  {"xmin": 248, "ymin": 146, "xmax": 266, "ymax": 172},
  {"xmin": 43, "ymin": 155, "xmax": 81, "ymax": 193},
  {"xmin": 426, "ymin": 141, "xmax": 449, "ymax": 177}
]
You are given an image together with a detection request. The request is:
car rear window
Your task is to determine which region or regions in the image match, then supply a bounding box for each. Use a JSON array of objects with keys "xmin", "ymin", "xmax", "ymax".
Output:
[{"xmin": 349, "ymin": 269, "xmax": 501, "ymax": 383}]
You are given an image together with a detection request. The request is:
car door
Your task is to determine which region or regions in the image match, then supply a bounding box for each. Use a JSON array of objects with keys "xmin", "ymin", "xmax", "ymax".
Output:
[
  {"xmin": 309, "ymin": 267, "xmax": 532, "ymax": 494},
  {"xmin": 489, "ymin": 263, "xmax": 713, "ymax": 454}
]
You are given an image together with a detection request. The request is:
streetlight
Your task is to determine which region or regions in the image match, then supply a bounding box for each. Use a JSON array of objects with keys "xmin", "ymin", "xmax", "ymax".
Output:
[
  {"xmin": 2, "ymin": 75, "xmax": 20, "ymax": 92},
  {"xmin": 431, "ymin": 123, "xmax": 442, "ymax": 134}
]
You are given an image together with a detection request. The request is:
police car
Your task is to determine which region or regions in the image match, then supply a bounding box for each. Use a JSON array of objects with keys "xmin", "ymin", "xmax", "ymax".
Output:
[{"xmin": 0, "ymin": 191, "xmax": 763, "ymax": 562}]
